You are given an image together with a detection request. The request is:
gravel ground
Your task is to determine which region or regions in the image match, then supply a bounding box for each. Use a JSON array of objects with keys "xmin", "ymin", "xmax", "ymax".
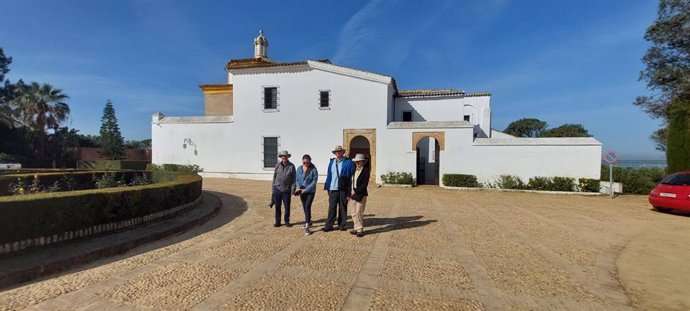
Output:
[
  {"xmin": 1, "ymin": 178, "xmax": 689, "ymax": 310},
  {"xmin": 369, "ymin": 289, "xmax": 484, "ymax": 311},
  {"xmin": 221, "ymin": 274, "xmax": 350, "ymax": 310},
  {"xmin": 101, "ymin": 262, "xmax": 243, "ymax": 310}
]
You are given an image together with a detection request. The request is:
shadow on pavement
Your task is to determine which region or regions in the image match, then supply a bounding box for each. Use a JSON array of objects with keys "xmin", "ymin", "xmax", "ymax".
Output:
[
  {"xmin": 364, "ymin": 216, "xmax": 437, "ymax": 234},
  {"xmin": 306, "ymin": 215, "xmax": 436, "ymax": 234}
]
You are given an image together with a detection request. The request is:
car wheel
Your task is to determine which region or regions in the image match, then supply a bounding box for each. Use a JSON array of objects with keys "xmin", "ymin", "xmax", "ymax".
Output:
[{"xmin": 654, "ymin": 206, "xmax": 673, "ymax": 213}]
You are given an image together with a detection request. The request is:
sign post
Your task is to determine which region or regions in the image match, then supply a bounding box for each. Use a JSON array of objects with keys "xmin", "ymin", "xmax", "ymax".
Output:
[{"xmin": 602, "ymin": 151, "xmax": 618, "ymax": 199}]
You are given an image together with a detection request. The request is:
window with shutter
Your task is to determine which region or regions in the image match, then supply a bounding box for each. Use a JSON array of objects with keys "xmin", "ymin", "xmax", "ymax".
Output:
[
  {"xmin": 319, "ymin": 90, "xmax": 330, "ymax": 108},
  {"xmin": 263, "ymin": 87, "xmax": 278, "ymax": 110},
  {"xmin": 263, "ymin": 137, "xmax": 278, "ymax": 168}
]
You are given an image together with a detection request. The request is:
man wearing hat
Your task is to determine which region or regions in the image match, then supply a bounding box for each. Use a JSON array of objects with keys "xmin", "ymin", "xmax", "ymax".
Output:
[
  {"xmin": 272, "ymin": 150, "xmax": 296, "ymax": 227},
  {"xmin": 322, "ymin": 145, "xmax": 355, "ymax": 232}
]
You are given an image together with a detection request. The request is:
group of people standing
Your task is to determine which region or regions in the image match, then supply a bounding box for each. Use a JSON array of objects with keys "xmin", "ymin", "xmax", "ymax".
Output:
[{"xmin": 270, "ymin": 145, "xmax": 370, "ymax": 237}]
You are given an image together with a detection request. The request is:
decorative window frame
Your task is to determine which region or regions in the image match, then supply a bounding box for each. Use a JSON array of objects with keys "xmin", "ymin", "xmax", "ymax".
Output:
[
  {"xmin": 318, "ymin": 89, "xmax": 331, "ymax": 110},
  {"xmin": 261, "ymin": 135, "xmax": 281, "ymax": 169},
  {"xmin": 262, "ymin": 85, "xmax": 280, "ymax": 112}
]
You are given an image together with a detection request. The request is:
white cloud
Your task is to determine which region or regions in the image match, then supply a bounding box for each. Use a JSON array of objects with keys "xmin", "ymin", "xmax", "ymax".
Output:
[{"xmin": 332, "ymin": 0, "xmax": 384, "ymax": 65}]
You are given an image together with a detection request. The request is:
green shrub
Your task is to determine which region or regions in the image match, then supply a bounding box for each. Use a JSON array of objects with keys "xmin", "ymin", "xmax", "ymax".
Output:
[
  {"xmin": 527, "ymin": 177, "xmax": 550, "ymax": 190},
  {"xmin": 601, "ymin": 165, "xmax": 665, "ymax": 194},
  {"xmin": 1, "ymin": 171, "xmax": 149, "ymax": 196},
  {"xmin": 147, "ymin": 164, "xmax": 202, "ymax": 183},
  {"xmin": 526, "ymin": 176, "xmax": 576, "ymax": 191},
  {"xmin": 578, "ymin": 178, "xmax": 600, "ymax": 192},
  {"xmin": 78, "ymin": 160, "xmax": 150, "ymax": 170},
  {"xmin": 550, "ymin": 177, "xmax": 576, "ymax": 191},
  {"xmin": 380, "ymin": 172, "xmax": 414, "ymax": 185},
  {"xmin": 0, "ymin": 174, "xmax": 202, "ymax": 244},
  {"xmin": 130, "ymin": 173, "xmax": 152, "ymax": 186},
  {"xmin": 93, "ymin": 172, "xmax": 120, "ymax": 189},
  {"xmin": 442, "ymin": 174, "xmax": 480, "ymax": 187},
  {"xmin": 494, "ymin": 175, "xmax": 525, "ymax": 189}
]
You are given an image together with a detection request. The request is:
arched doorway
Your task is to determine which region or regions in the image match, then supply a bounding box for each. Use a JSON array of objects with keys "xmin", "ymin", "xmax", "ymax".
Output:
[
  {"xmin": 416, "ymin": 137, "xmax": 440, "ymax": 185},
  {"xmin": 349, "ymin": 135, "xmax": 371, "ymax": 171},
  {"xmin": 344, "ymin": 129, "xmax": 376, "ymax": 182}
]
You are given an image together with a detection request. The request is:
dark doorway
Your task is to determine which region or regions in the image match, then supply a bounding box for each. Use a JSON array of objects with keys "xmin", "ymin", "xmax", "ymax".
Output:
[
  {"xmin": 349, "ymin": 135, "xmax": 371, "ymax": 171},
  {"xmin": 415, "ymin": 137, "xmax": 440, "ymax": 185}
]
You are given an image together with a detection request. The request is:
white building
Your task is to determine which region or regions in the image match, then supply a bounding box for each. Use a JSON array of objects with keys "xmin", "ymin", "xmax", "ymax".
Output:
[{"xmin": 152, "ymin": 31, "xmax": 602, "ymax": 185}]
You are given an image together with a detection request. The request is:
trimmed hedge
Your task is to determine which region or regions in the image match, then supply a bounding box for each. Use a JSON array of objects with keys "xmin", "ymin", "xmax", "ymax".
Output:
[
  {"xmin": 380, "ymin": 172, "xmax": 414, "ymax": 185},
  {"xmin": 77, "ymin": 160, "xmax": 150, "ymax": 170},
  {"xmin": 443, "ymin": 174, "xmax": 480, "ymax": 187},
  {"xmin": 0, "ymin": 171, "xmax": 148, "ymax": 196},
  {"xmin": 0, "ymin": 174, "xmax": 202, "ymax": 244},
  {"xmin": 493, "ymin": 175, "xmax": 526, "ymax": 189},
  {"xmin": 578, "ymin": 178, "xmax": 600, "ymax": 192},
  {"xmin": 527, "ymin": 176, "xmax": 576, "ymax": 191}
]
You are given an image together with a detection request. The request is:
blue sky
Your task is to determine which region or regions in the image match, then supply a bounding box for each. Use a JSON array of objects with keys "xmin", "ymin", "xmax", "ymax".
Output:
[{"xmin": 0, "ymin": 0, "xmax": 663, "ymax": 159}]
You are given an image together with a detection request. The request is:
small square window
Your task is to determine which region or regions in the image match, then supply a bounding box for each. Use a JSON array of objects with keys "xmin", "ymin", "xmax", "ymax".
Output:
[
  {"xmin": 264, "ymin": 87, "xmax": 278, "ymax": 110},
  {"xmin": 403, "ymin": 111, "xmax": 412, "ymax": 122},
  {"xmin": 263, "ymin": 137, "xmax": 278, "ymax": 168},
  {"xmin": 463, "ymin": 115, "xmax": 471, "ymax": 122},
  {"xmin": 319, "ymin": 90, "xmax": 330, "ymax": 108}
]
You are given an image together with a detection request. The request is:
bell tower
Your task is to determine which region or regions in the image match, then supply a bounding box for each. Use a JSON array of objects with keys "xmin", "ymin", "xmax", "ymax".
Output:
[{"xmin": 254, "ymin": 29, "xmax": 268, "ymax": 59}]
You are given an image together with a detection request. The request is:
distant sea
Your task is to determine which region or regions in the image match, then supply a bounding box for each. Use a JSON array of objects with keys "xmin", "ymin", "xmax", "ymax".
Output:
[{"xmin": 605, "ymin": 160, "xmax": 667, "ymax": 168}]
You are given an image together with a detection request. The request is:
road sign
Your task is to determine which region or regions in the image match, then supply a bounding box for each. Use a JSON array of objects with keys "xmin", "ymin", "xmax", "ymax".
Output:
[
  {"xmin": 602, "ymin": 150, "xmax": 618, "ymax": 199},
  {"xmin": 603, "ymin": 150, "xmax": 618, "ymax": 164}
]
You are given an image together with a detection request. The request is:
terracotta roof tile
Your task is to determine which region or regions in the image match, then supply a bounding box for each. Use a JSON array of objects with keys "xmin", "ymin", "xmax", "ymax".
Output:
[
  {"xmin": 199, "ymin": 84, "xmax": 232, "ymax": 90},
  {"xmin": 226, "ymin": 58, "xmax": 330, "ymax": 70},
  {"xmin": 396, "ymin": 89, "xmax": 491, "ymax": 98},
  {"xmin": 396, "ymin": 89, "xmax": 465, "ymax": 97},
  {"xmin": 465, "ymin": 92, "xmax": 491, "ymax": 97}
]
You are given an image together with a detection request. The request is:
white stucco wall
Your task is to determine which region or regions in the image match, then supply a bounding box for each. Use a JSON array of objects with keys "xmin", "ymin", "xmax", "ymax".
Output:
[
  {"xmin": 446, "ymin": 137, "xmax": 603, "ymax": 185},
  {"xmin": 393, "ymin": 95, "xmax": 491, "ymax": 138},
  {"xmin": 231, "ymin": 66, "xmax": 392, "ymax": 182},
  {"xmin": 152, "ymin": 116, "xmax": 236, "ymax": 173}
]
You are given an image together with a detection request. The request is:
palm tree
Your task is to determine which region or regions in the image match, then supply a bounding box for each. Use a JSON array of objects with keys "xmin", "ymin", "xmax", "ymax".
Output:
[
  {"xmin": 10, "ymin": 82, "xmax": 70, "ymax": 166},
  {"xmin": 12, "ymin": 82, "xmax": 70, "ymax": 131}
]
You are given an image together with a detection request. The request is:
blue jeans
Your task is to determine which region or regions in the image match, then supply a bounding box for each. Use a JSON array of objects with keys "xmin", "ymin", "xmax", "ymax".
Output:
[
  {"xmin": 273, "ymin": 187, "xmax": 291, "ymax": 224},
  {"xmin": 300, "ymin": 192, "xmax": 315, "ymax": 226}
]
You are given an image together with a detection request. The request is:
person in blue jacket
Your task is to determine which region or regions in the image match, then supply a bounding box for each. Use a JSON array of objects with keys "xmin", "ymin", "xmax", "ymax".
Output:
[
  {"xmin": 322, "ymin": 145, "xmax": 355, "ymax": 232},
  {"xmin": 295, "ymin": 154, "xmax": 318, "ymax": 235}
]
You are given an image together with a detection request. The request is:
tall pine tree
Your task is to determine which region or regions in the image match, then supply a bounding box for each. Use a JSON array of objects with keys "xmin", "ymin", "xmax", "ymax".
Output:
[
  {"xmin": 667, "ymin": 98, "xmax": 690, "ymax": 173},
  {"xmin": 635, "ymin": 0, "xmax": 690, "ymax": 172},
  {"xmin": 98, "ymin": 100, "xmax": 124, "ymax": 159}
]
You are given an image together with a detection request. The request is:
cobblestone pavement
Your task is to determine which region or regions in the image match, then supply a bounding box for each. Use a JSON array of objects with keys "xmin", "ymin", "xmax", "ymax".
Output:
[{"xmin": 2, "ymin": 178, "xmax": 690, "ymax": 310}]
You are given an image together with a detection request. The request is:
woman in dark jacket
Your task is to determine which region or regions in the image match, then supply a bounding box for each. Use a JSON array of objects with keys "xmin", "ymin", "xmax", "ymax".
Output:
[{"xmin": 349, "ymin": 154, "xmax": 370, "ymax": 237}]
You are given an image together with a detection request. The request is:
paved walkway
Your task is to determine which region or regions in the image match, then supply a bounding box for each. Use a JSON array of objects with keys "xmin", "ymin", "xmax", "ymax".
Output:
[{"xmin": 1, "ymin": 178, "xmax": 690, "ymax": 310}]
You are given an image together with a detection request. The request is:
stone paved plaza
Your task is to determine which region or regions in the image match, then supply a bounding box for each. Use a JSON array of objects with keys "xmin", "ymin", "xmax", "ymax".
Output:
[{"xmin": 2, "ymin": 178, "xmax": 690, "ymax": 310}]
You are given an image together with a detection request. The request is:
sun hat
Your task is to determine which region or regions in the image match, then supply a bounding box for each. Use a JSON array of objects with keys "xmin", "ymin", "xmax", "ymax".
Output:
[
  {"xmin": 353, "ymin": 154, "xmax": 367, "ymax": 162},
  {"xmin": 278, "ymin": 150, "xmax": 291, "ymax": 158},
  {"xmin": 332, "ymin": 145, "xmax": 346, "ymax": 153}
]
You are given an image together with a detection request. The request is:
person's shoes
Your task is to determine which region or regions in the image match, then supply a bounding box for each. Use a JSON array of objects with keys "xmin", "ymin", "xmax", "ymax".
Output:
[
  {"xmin": 339, "ymin": 227, "xmax": 348, "ymax": 231},
  {"xmin": 350, "ymin": 230, "xmax": 358, "ymax": 235},
  {"xmin": 356, "ymin": 231, "xmax": 364, "ymax": 237},
  {"xmin": 285, "ymin": 223, "xmax": 293, "ymax": 227},
  {"xmin": 304, "ymin": 227, "xmax": 312, "ymax": 236},
  {"xmin": 273, "ymin": 223, "xmax": 281, "ymax": 227},
  {"xmin": 321, "ymin": 228, "xmax": 332, "ymax": 232}
]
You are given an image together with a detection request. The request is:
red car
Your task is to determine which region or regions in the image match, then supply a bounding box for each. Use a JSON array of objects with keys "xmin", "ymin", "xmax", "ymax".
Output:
[{"xmin": 649, "ymin": 171, "xmax": 690, "ymax": 213}]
